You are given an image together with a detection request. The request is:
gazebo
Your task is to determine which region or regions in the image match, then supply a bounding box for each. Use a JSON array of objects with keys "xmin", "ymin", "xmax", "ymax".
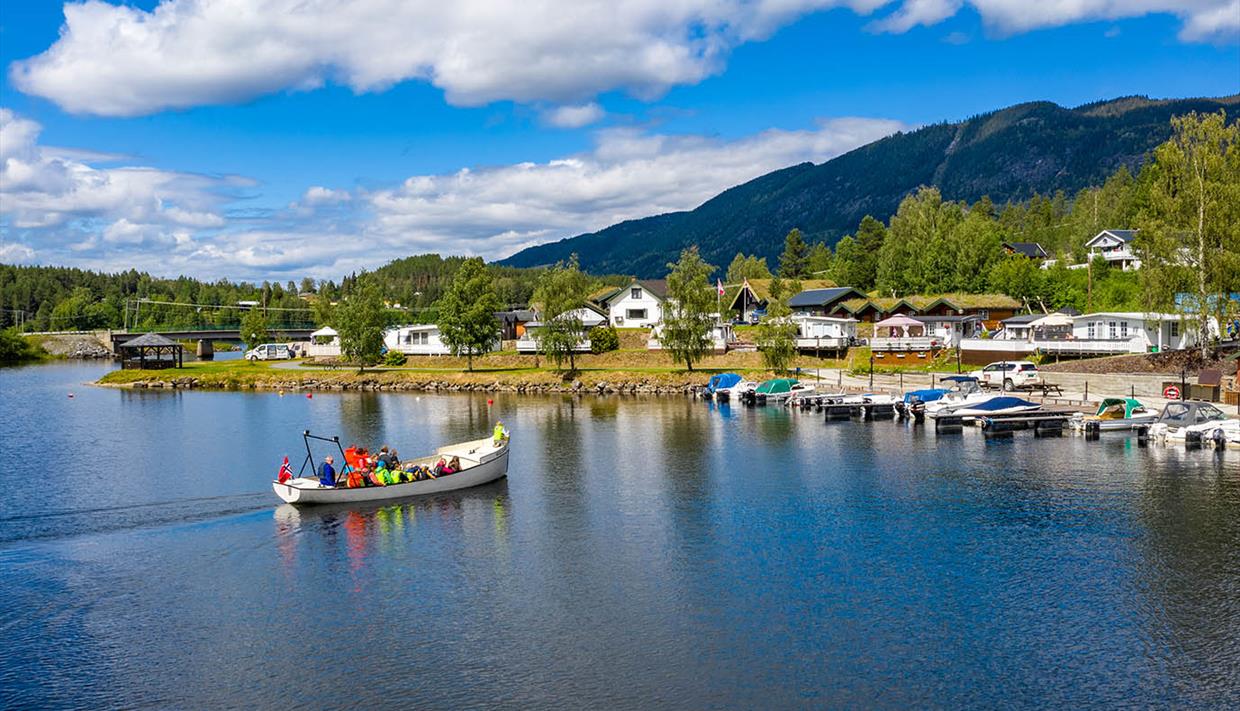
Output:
[
  {"xmin": 119, "ymin": 333, "xmax": 184, "ymax": 370},
  {"xmin": 874, "ymin": 313, "xmax": 926, "ymax": 339}
]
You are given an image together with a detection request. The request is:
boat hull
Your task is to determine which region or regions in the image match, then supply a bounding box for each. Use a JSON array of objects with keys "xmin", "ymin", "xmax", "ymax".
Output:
[
  {"xmin": 1074, "ymin": 414, "xmax": 1158, "ymax": 431},
  {"xmin": 273, "ymin": 438, "xmax": 509, "ymax": 505}
]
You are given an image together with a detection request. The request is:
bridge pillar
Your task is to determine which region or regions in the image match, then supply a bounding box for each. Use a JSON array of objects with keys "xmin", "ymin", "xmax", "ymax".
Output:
[{"xmin": 197, "ymin": 339, "xmax": 214, "ymax": 361}]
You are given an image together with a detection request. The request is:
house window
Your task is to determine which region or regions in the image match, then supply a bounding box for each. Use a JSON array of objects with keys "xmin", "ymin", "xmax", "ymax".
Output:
[
  {"xmin": 1087, "ymin": 321, "xmax": 1095, "ymax": 339},
  {"xmin": 1120, "ymin": 322, "xmax": 1129, "ymax": 339},
  {"xmin": 1170, "ymin": 321, "xmax": 1180, "ymax": 338},
  {"xmin": 631, "ymin": 288, "xmax": 642, "ymax": 300},
  {"xmin": 977, "ymin": 309, "xmax": 989, "ymax": 321},
  {"xmin": 1108, "ymin": 321, "xmax": 1117, "ymax": 339},
  {"xmin": 627, "ymin": 309, "xmax": 647, "ymax": 320}
]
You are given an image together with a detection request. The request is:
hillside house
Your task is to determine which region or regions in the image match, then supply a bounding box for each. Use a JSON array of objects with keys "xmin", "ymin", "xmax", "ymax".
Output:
[
  {"xmin": 516, "ymin": 306, "xmax": 608, "ymax": 353},
  {"xmin": 787, "ymin": 287, "xmax": 868, "ymax": 317},
  {"xmin": 1085, "ymin": 229, "xmax": 1141, "ymax": 270},
  {"xmin": 727, "ymin": 278, "xmax": 838, "ymax": 322}
]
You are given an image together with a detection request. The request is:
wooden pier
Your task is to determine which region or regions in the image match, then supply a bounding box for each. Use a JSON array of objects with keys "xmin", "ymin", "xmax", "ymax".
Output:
[{"xmin": 931, "ymin": 410, "xmax": 1077, "ymax": 436}]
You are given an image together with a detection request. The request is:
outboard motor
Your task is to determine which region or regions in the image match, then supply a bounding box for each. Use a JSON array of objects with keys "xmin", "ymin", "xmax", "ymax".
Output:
[
  {"xmin": 1084, "ymin": 420, "xmax": 1101, "ymax": 440},
  {"xmin": 1212, "ymin": 428, "xmax": 1227, "ymax": 450},
  {"xmin": 1136, "ymin": 425, "xmax": 1149, "ymax": 447},
  {"xmin": 1185, "ymin": 430, "xmax": 1203, "ymax": 449}
]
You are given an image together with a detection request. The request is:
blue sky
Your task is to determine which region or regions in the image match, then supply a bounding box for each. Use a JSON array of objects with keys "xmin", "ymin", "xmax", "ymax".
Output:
[{"xmin": 1, "ymin": 1, "xmax": 1237, "ymax": 280}]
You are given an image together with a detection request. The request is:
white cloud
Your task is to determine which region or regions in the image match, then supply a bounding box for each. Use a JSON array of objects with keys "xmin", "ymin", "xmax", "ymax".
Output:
[
  {"xmin": 302, "ymin": 186, "xmax": 352, "ymax": 205},
  {"xmin": 1, "ymin": 106, "xmax": 904, "ymax": 280},
  {"xmin": 871, "ymin": 1, "xmax": 1240, "ymax": 40},
  {"xmin": 9, "ymin": 0, "xmax": 894, "ymax": 117},
  {"xmin": 0, "ymin": 242, "xmax": 36, "ymax": 263},
  {"xmin": 365, "ymin": 117, "xmax": 906, "ymax": 257},
  {"xmin": 542, "ymin": 103, "xmax": 607, "ymax": 128}
]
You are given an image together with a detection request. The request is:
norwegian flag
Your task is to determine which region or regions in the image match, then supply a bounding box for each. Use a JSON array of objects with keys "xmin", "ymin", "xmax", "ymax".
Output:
[
  {"xmin": 277, "ymin": 456, "xmax": 293, "ymax": 484},
  {"xmin": 716, "ymin": 279, "xmax": 726, "ymax": 296}
]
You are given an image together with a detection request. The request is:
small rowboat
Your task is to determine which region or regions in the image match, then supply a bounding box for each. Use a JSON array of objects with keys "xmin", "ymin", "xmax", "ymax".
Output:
[{"xmin": 273, "ymin": 435, "xmax": 510, "ymax": 505}]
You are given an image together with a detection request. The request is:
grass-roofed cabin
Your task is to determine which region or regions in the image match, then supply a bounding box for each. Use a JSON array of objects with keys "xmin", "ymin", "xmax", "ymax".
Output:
[
  {"xmin": 727, "ymin": 279, "xmax": 840, "ymax": 322},
  {"xmin": 118, "ymin": 332, "xmax": 184, "ymax": 370}
]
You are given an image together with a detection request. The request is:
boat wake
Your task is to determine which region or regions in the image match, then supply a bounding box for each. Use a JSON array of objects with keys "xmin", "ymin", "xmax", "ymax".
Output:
[{"xmin": 0, "ymin": 492, "xmax": 273, "ymax": 546}]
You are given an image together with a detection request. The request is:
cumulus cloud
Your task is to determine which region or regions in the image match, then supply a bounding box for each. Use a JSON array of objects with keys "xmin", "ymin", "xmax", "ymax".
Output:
[
  {"xmin": 364, "ymin": 117, "xmax": 906, "ymax": 257},
  {"xmin": 542, "ymin": 103, "xmax": 607, "ymax": 129},
  {"xmin": 11, "ymin": 0, "xmax": 902, "ymax": 117},
  {"xmin": 1, "ymin": 106, "xmax": 904, "ymax": 279},
  {"xmin": 870, "ymin": 0, "xmax": 1239, "ymax": 41}
]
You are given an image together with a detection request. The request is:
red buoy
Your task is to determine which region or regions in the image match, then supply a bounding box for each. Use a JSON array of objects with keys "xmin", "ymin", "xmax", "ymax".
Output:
[
  {"xmin": 487, "ymin": 399, "xmax": 493, "ymax": 406},
  {"xmin": 306, "ymin": 392, "xmax": 313, "ymax": 399}
]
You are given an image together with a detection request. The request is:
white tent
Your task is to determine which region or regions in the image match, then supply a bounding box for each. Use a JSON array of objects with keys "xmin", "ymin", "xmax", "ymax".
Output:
[{"xmin": 1027, "ymin": 312, "xmax": 1073, "ymax": 329}]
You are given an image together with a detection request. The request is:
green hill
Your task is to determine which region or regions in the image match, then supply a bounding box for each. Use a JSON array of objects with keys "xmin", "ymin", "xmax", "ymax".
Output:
[{"xmin": 499, "ymin": 95, "xmax": 1239, "ymax": 276}]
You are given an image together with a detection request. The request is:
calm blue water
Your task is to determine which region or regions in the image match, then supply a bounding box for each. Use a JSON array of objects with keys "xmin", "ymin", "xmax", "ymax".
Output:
[{"xmin": 2, "ymin": 362, "xmax": 1239, "ymax": 709}]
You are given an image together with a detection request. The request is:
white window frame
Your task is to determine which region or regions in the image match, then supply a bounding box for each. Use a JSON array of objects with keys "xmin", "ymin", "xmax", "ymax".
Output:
[
  {"xmin": 631, "ymin": 287, "xmax": 642, "ymax": 300},
  {"xmin": 627, "ymin": 308, "xmax": 647, "ymax": 320}
]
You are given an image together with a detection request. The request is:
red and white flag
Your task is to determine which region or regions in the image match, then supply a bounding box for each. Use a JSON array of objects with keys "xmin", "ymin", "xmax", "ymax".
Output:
[
  {"xmin": 716, "ymin": 279, "xmax": 726, "ymax": 296},
  {"xmin": 277, "ymin": 456, "xmax": 293, "ymax": 484}
]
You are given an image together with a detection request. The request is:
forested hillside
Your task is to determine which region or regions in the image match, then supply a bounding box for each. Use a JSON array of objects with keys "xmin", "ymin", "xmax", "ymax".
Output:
[{"xmin": 500, "ymin": 95, "xmax": 1239, "ymax": 276}]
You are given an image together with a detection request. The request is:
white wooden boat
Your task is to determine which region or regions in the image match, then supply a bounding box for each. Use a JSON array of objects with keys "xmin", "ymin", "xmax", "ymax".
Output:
[{"xmin": 273, "ymin": 436, "xmax": 509, "ymax": 505}]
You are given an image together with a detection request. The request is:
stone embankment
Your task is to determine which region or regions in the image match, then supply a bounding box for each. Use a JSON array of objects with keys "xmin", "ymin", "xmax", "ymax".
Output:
[
  {"xmin": 38, "ymin": 333, "xmax": 112, "ymax": 359},
  {"xmin": 114, "ymin": 375, "xmax": 702, "ymax": 395}
]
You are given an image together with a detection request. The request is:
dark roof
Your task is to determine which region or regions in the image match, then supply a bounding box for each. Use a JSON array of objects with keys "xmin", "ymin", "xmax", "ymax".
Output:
[
  {"xmin": 1001, "ymin": 313, "xmax": 1041, "ymax": 325},
  {"xmin": 1104, "ymin": 229, "xmax": 1138, "ymax": 242},
  {"xmin": 1056, "ymin": 306, "xmax": 1081, "ymax": 316},
  {"xmin": 599, "ymin": 279, "xmax": 668, "ymax": 303},
  {"xmin": 787, "ymin": 287, "xmax": 865, "ymax": 308},
  {"xmin": 120, "ymin": 332, "xmax": 181, "ymax": 348},
  {"xmin": 1002, "ymin": 242, "xmax": 1048, "ymax": 258}
]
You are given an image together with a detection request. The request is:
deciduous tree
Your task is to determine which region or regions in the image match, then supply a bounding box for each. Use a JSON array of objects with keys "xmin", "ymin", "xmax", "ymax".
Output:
[
  {"xmin": 661, "ymin": 246, "xmax": 716, "ymax": 371},
  {"xmin": 531, "ymin": 256, "xmax": 590, "ymax": 372},
  {"xmin": 337, "ymin": 281, "xmax": 386, "ymax": 369},
  {"xmin": 437, "ymin": 258, "xmax": 501, "ymax": 371}
]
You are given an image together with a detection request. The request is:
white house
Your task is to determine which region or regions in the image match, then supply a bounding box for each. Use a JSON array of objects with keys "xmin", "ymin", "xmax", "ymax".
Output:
[
  {"xmin": 599, "ymin": 280, "xmax": 666, "ymax": 328},
  {"xmin": 962, "ymin": 311, "xmax": 1207, "ymax": 359},
  {"xmin": 1085, "ymin": 229, "xmax": 1141, "ymax": 270},
  {"xmin": 792, "ymin": 315, "xmax": 857, "ymax": 352},
  {"xmin": 384, "ymin": 324, "xmax": 488, "ymax": 356},
  {"xmin": 515, "ymin": 307, "xmax": 608, "ymax": 353},
  {"xmin": 306, "ymin": 326, "xmax": 341, "ymax": 357},
  {"xmin": 1072, "ymin": 312, "xmax": 1199, "ymax": 352}
]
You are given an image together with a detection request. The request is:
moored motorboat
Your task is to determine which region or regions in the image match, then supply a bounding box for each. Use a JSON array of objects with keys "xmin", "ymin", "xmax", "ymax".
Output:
[
  {"xmin": 1072, "ymin": 397, "xmax": 1158, "ymax": 432},
  {"xmin": 706, "ymin": 373, "xmax": 757, "ymax": 401},
  {"xmin": 747, "ymin": 378, "xmax": 814, "ymax": 404},
  {"xmin": 273, "ymin": 435, "xmax": 509, "ymax": 505},
  {"xmin": 924, "ymin": 376, "xmax": 992, "ymax": 418},
  {"xmin": 952, "ymin": 396, "xmax": 1042, "ymax": 418},
  {"xmin": 1149, "ymin": 400, "xmax": 1240, "ymax": 446}
]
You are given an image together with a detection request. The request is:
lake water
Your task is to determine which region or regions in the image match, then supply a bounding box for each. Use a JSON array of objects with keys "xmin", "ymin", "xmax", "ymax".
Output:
[{"xmin": 2, "ymin": 362, "xmax": 1239, "ymax": 709}]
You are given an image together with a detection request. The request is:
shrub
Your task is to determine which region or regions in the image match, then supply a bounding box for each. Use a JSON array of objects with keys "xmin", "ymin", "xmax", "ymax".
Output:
[
  {"xmin": 589, "ymin": 325, "xmax": 620, "ymax": 353},
  {"xmin": 383, "ymin": 350, "xmax": 408, "ymax": 366}
]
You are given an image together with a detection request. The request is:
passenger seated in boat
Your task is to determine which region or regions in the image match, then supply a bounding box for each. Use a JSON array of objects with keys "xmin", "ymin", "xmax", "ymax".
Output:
[
  {"xmin": 380, "ymin": 461, "xmax": 401, "ymax": 485},
  {"xmin": 376, "ymin": 446, "xmax": 392, "ymax": 469},
  {"xmin": 367, "ymin": 463, "xmax": 386, "ymax": 487},
  {"xmin": 318, "ymin": 456, "xmax": 337, "ymax": 488},
  {"xmin": 443, "ymin": 456, "xmax": 462, "ymax": 475},
  {"xmin": 344, "ymin": 444, "xmax": 364, "ymax": 470},
  {"xmin": 433, "ymin": 457, "xmax": 447, "ymax": 476},
  {"xmin": 389, "ymin": 449, "xmax": 401, "ymax": 468},
  {"xmin": 345, "ymin": 467, "xmax": 367, "ymax": 488}
]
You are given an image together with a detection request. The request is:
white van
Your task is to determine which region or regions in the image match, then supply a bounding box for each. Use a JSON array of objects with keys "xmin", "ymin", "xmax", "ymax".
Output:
[{"xmin": 245, "ymin": 343, "xmax": 292, "ymax": 361}]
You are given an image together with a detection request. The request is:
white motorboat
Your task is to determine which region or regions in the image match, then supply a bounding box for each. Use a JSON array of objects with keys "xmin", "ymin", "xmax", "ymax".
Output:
[
  {"xmin": 1149, "ymin": 401, "xmax": 1240, "ymax": 445},
  {"xmin": 924, "ymin": 376, "xmax": 993, "ymax": 418},
  {"xmin": 1071, "ymin": 397, "xmax": 1159, "ymax": 432},
  {"xmin": 273, "ymin": 435, "xmax": 510, "ymax": 505}
]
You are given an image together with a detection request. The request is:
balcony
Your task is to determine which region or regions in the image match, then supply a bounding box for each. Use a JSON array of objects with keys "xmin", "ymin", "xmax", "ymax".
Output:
[{"xmin": 870, "ymin": 336, "xmax": 942, "ymax": 352}]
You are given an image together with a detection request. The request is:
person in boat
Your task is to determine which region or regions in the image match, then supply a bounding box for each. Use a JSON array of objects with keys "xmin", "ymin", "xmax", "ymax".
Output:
[
  {"xmin": 367, "ymin": 461, "xmax": 386, "ymax": 487},
  {"xmin": 381, "ymin": 460, "xmax": 402, "ymax": 486},
  {"xmin": 493, "ymin": 421, "xmax": 507, "ymax": 446},
  {"xmin": 376, "ymin": 446, "xmax": 392, "ymax": 469},
  {"xmin": 345, "ymin": 466, "xmax": 367, "ymax": 489},
  {"xmin": 318, "ymin": 456, "xmax": 337, "ymax": 488},
  {"xmin": 433, "ymin": 457, "xmax": 447, "ymax": 477},
  {"xmin": 389, "ymin": 449, "xmax": 400, "ymax": 469},
  {"xmin": 444, "ymin": 456, "xmax": 462, "ymax": 474}
]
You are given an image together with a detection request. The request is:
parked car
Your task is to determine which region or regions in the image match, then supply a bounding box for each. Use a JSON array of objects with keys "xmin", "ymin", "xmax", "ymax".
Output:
[
  {"xmin": 245, "ymin": 343, "xmax": 292, "ymax": 361},
  {"xmin": 971, "ymin": 360, "xmax": 1043, "ymax": 391}
]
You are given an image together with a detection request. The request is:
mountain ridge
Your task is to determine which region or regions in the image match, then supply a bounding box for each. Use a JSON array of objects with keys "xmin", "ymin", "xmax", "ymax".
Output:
[{"xmin": 499, "ymin": 94, "xmax": 1239, "ymax": 277}]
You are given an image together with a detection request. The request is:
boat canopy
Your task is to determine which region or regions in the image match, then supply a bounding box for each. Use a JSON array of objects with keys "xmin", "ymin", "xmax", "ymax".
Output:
[
  {"xmin": 968, "ymin": 396, "xmax": 1037, "ymax": 411},
  {"xmin": 1156, "ymin": 400, "xmax": 1227, "ymax": 426},
  {"xmin": 1095, "ymin": 397, "xmax": 1148, "ymax": 419},
  {"xmin": 904, "ymin": 388, "xmax": 947, "ymax": 403},
  {"xmin": 756, "ymin": 378, "xmax": 797, "ymax": 394},
  {"xmin": 940, "ymin": 375, "xmax": 978, "ymax": 383},
  {"xmin": 707, "ymin": 373, "xmax": 743, "ymax": 392}
]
